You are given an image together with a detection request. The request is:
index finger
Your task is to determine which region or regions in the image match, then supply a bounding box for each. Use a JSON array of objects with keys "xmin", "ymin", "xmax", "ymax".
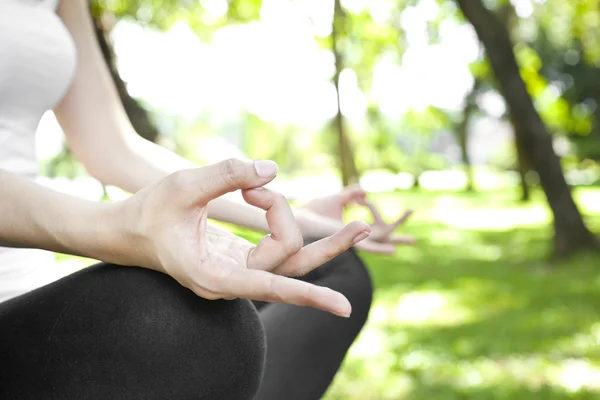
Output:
[
  {"xmin": 216, "ymin": 267, "xmax": 352, "ymax": 317},
  {"xmin": 242, "ymin": 188, "xmax": 303, "ymax": 270},
  {"xmin": 357, "ymin": 199, "xmax": 385, "ymax": 224},
  {"xmin": 390, "ymin": 210, "xmax": 414, "ymax": 230}
]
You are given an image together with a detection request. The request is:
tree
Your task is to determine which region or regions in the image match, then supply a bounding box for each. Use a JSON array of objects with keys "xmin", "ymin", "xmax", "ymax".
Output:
[
  {"xmin": 514, "ymin": 127, "xmax": 532, "ymax": 202},
  {"xmin": 331, "ymin": 0, "xmax": 360, "ymax": 186},
  {"xmin": 529, "ymin": 4, "xmax": 600, "ymax": 162},
  {"xmin": 456, "ymin": 0, "xmax": 598, "ymax": 256},
  {"xmin": 467, "ymin": 59, "xmax": 532, "ymax": 200},
  {"xmin": 455, "ymin": 78, "xmax": 481, "ymax": 192},
  {"xmin": 93, "ymin": 10, "xmax": 160, "ymax": 142},
  {"xmin": 88, "ymin": 0, "xmax": 264, "ymax": 144},
  {"xmin": 497, "ymin": 2, "xmax": 532, "ymax": 202},
  {"xmin": 90, "ymin": 10, "xmax": 161, "ymax": 143}
]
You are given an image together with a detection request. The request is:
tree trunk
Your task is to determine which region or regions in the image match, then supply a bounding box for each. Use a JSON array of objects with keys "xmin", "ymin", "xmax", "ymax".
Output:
[
  {"xmin": 456, "ymin": 0, "xmax": 598, "ymax": 256},
  {"xmin": 515, "ymin": 125, "xmax": 531, "ymax": 202},
  {"xmin": 91, "ymin": 11, "xmax": 160, "ymax": 143},
  {"xmin": 412, "ymin": 171, "xmax": 422, "ymax": 189},
  {"xmin": 331, "ymin": 0, "xmax": 359, "ymax": 186},
  {"xmin": 497, "ymin": 0, "xmax": 530, "ymax": 202},
  {"xmin": 457, "ymin": 121, "xmax": 474, "ymax": 192},
  {"xmin": 457, "ymin": 80, "xmax": 480, "ymax": 192}
]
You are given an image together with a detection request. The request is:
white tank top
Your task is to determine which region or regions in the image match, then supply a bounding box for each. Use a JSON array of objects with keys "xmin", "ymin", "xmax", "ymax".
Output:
[{"xmin": 0, "ymin": 0, "xmax": 77, "ymax": 302}]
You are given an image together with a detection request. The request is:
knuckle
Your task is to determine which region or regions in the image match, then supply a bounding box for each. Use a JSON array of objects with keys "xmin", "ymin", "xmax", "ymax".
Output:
[
  {"xmin": 169, "ymin": 169, "xmax": 193, "ymax": 191},
  {"xmin": 267, "ymin": 274, "xmax": 284, "ymax": 303},
  {"xmin": 289, "ymin": 283, "xmax": 311, "ymax": 306},
  {"xmin": 323, "ymin": 236, "xmax": 342, "ymax": 259},
  {"xmin": 266, "ymin": 191, "xmax": 287, "ymax": 209},
  {"xmin": 282, "ymin": 232, "xmax": 303, "ymax": 255},
  {"xmin": 220, "ymin": 158, "xmax": 246, "ymax": 189},
  {"xmin": 273, "ymin": 192, "xmax": 288, "ymax": 204}
]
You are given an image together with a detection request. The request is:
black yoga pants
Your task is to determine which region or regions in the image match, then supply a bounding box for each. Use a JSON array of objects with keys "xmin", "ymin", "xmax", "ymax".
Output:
[{"xmin": 0, "ymin": 240, "xmax": 373, "ymax": 400}]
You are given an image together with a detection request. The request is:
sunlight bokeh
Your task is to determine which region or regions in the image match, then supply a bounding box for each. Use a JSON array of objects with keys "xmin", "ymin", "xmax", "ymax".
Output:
[{"xmin": 37, "ymin": 0, "xmax": 479, "ymax": 175}]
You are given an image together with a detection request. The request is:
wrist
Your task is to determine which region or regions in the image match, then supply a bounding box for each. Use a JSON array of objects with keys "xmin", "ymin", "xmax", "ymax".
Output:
[
  {"xmin": 61, "ymin": 201, "xmax": 128, "ymax": 265},
  {"xmin": 60, "ymin": 200, "xmax": 152, "ymax": 269},
  {"xmin": 96, "ymin": 199, "xmax": 158, "ymax": 270}
]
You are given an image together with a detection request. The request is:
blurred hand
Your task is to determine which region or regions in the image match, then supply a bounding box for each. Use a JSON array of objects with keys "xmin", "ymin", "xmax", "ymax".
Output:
[
  {"xmin": 118, "ymin": 159, "xmax": 370, "ymax": 317},
  {"xmin": 301, "ymin": 185, "xmax": 415, "ymax": 254}
]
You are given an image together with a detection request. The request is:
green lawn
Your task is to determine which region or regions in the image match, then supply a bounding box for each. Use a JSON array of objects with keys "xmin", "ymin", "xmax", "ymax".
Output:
[
  {"xmin": 58, "ymin": 186, "xmax": 600, "ymax": 399},
  {"xmin": 234, "ymin": 187, "xmax": 600, "ymax": 399}
]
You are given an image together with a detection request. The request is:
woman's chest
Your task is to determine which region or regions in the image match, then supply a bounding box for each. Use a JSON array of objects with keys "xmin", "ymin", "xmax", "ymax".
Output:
[{"xmin": 0, "ymin": 0, "xmax": 76, "ymax": 116}]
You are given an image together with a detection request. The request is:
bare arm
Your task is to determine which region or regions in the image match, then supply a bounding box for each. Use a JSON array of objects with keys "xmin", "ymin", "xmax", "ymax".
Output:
[
  {"xmin": 53, "ymin": 0, "xmax": 298, "ymax": 234},
  {"xmin": 0, "ymin": 160, "xmax": 371, "ymax": 316},
  {"xmin": 0, "ymin": 169, "xmax": 123, "ymax": 262},
  {"xmin": 52, "ymin": 1, "xmax": 403, "ymax": 251}
]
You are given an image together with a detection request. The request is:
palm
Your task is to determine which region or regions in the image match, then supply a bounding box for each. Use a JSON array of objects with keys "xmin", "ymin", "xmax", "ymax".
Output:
[
  {"xmin": 133, "ymin": 158, "xmax": 373, "ymax": 317},
  {"xmin": 205, "ymin": 223, "xmax": 253, "ymax": 265}
]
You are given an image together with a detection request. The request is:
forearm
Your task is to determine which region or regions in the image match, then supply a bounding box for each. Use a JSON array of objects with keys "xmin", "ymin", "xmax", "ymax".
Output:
[
  {"xmin": 95, "ymin": 135, "xmax": 272, "ymax": 233},
  {"xmin": 292, "ymin": 208, "xmax": 344, "ymax": 238},
  {"xmin": 0, "ymin": 169, "xmax": 125, "ymax": 263},
  {"xmin": 52, "ymin": 0, "xmax": 284, "ymax": 236},
  {"xmin": 83, "ymin": 133, "xmax": 343, "ymax": 237}
]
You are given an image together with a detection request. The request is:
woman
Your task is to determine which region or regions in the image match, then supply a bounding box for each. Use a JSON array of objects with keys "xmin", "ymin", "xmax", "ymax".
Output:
[{"xmin": 0, "ymin": 1, "xmax": 412, "ymax": 399}]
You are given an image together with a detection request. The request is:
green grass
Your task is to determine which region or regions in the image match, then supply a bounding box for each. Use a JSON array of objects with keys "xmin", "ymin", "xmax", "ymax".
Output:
[
  {"xmin": 234, "ymin": 187, "xmax": 600, "ymax": 399},
  {"xmin": 57, "ymin": 186, "xmax": 600, "ymax": 399}
]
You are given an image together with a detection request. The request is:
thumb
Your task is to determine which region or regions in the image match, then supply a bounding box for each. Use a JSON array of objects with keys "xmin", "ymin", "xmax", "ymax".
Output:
[{"xmin": 173, "ymin": 159, "xmax": 279, "ymax": 205}]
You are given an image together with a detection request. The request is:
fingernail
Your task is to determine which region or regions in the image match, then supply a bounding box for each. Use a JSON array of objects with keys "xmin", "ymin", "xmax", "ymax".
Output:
[
  {"xmin": 254, "ymin": 160, "xmax": 278, "ymax": 178},
  {"xmin": 336, "ymin": 302, "xmax": 352, "ymax": 318},
  {"xmin": 352, "ymin": 230, "xmax": 370, "ymax": 245}
]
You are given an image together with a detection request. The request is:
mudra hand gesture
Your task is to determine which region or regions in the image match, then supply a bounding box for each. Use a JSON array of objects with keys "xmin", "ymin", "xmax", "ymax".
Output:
[
  {"xmin": 301, "ymin": 185, "xmax": 415, "ymax": 254},
  {"xmin": 120, "ymin": 159, "xmax": 371, "ymax": 317}
]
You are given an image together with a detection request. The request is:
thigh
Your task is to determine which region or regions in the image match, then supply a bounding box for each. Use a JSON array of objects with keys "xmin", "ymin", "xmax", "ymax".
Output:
[
  {"xmin": 255, "ymin": 245, "xmax": 373, "ymax": 400},
  {"xmin": 0, "ymin": 264, "xmax": 265, "ymax": 400}
]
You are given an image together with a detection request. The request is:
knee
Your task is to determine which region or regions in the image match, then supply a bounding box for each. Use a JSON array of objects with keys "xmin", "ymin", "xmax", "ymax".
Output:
[
  {"xmin": 310, "ymin": 248, "xmax": 374, "ymax": 326},
  {"xmin": 73, "ymin": 264, "xmax": 266, "ymax": 400},
  {"xmin": 339, "ymin": 249, "xmax": 374, "ymax": 325}
]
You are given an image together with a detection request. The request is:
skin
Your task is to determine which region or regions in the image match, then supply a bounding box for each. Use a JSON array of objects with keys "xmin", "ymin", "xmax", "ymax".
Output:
[
  {"xmin": 301, "ymin": 185, "xmax": 416, "ymax": 252},
  {"xmin": 0, "ymin": 0, "xmax": 415, "ymax": 317},
  {"xmin": 53, "ymin": 0, "xmax": 413, "ymax": 254},
  {"xmin": 0, "ymin": 160, "xmax": 369, "ymax": 316}
]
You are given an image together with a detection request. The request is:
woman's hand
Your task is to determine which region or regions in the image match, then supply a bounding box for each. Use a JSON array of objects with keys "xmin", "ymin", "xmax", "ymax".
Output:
[
  {"xmin": 299, "ymin": 185, "xmax": 415, "ymax": 254},
  {"xmin": 116, "ymin": 159, "xmax": 370, "ymax": 317}
]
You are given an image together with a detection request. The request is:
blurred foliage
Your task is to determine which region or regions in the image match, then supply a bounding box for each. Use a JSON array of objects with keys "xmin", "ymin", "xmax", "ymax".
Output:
[
  {"xmin": 517, "ymin": 0, "xmax": 600, "ymax": 161},
  {"xmin": 56, "ymin": 184, "xmax": 600, "ymax": 398},
  {"xmin": 70, "ymin": 0, "xmax": 600, "ymax": 183},
  {"xmin": 226, "ymin": 187, "xmax": 600, "ymax": 399},
  {"xmin": 92, "ymin": 0, "xmax": 262, "ymax": 38},
  {"xmin": 87, "ymin": 0, "xmax": 474, "ymax": 179},
  {"xmin": 47, "ymin": 1, "xmax": 600, "ymax": 395},
  {"xmin": 42, "ymin": 0, "xmax": 600, "ymax": 190}
]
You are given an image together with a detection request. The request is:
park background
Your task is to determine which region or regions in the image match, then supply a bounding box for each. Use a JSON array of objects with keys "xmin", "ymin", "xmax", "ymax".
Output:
[{"xmin": 37, "ymin": 0, "xmax": 600, "ymax": 398}]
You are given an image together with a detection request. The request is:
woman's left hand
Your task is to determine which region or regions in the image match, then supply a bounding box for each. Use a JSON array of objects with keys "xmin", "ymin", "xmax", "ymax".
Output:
[{"xmin": 299, "ymin": 185, "xmax": 415, "ymax": 254}]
